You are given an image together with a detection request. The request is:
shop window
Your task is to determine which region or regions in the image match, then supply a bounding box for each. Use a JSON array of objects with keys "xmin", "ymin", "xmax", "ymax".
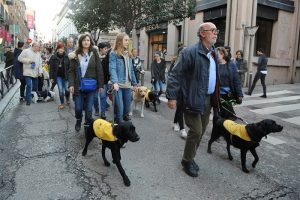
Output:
[{"xmin": 254, "ymin": 18, "xmax": 273, "ymax": 57}]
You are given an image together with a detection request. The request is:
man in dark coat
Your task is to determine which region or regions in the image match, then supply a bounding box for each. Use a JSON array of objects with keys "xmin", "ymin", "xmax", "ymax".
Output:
[
  {"xmin": 4, "ymin": 46, "xmax": 14, "ymax": 84},
  {"xmin": 166, "ymin": 22, "xmax": 220, "ymax": 177},
  {"xmin": 13, "ymin": 42, "xmax": 26, "ymax": 100}
]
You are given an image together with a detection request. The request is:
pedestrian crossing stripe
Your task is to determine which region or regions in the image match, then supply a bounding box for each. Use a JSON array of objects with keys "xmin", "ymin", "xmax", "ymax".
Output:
[
  {"xmin": 250, "ymin": 103, "xmax": 300, "ymax": 115},
  {"xmin": 237, "ymin": 95, "xmax": 300, "ymax": 107},
  {"xmin": 282, "ymin": 116, "xmax": 300, "ymax": 126}
]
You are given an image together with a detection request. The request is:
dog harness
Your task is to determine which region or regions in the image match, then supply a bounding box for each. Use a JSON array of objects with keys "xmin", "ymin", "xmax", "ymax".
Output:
[
  {"xmin": 145, "ymin": 89, "xmax": 151, "ymax": 102},
  {"xmin": 223, "ymin": 120, "xmax": 251, "ymax": 141},
  {"xmin": 93, "ymin": 119, "xmax": 117, "ymax": 141}
]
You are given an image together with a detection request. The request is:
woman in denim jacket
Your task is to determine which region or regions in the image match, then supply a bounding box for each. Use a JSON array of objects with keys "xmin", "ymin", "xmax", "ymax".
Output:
[{"xmin": 109, "ymin": 33, "xmax": 137, "ymax": 123}]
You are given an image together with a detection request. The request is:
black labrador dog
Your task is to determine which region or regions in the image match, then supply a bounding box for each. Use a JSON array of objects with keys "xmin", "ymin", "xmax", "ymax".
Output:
[
  {"xmin": 82, "ymin": 119, "xmax": 140, "ymax": 186},
  {"xmin": 145, "ymin": 90, "xmax": 159, "ymax": 112},
  {"xmin": 207, "ymin": 116, "xmax": 283, "ymax": 173}
]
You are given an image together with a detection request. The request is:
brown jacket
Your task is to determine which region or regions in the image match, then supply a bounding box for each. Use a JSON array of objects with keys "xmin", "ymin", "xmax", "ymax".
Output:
[{"xmin": 68, "ymin": 48, "xmax": 104, "ymax": 95}]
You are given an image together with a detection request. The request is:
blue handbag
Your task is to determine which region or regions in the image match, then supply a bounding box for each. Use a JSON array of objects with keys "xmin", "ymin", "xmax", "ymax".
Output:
[{"xmin": 78, "ymin": 67, "xmax": 97, "ymax": 92}]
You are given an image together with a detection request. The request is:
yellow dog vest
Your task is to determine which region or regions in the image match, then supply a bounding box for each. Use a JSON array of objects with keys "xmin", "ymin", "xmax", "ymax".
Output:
[
  {"xmin": 223, "ymin": 120, "xmax": 251, "ymax": 141},
  {"xmin": 145, "ymin": 89, "xmax": 151, "ymax": 102},
  {"xmin": 93, "ymin": 119, "xmax": 117, "ymax": 141}
]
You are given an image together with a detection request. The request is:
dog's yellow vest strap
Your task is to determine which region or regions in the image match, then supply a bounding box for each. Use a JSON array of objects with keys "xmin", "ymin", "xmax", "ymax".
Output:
[
  {"xmin": 223, "ymin": 120, "xmax": 251, "ymax": 141},
  {"xmin": 93, "ymin": 119, "xmax": 117, "ymax": 141},
  {"xmin": 145, "ymin": 89, "xmax": 151, "ymax": 102}
]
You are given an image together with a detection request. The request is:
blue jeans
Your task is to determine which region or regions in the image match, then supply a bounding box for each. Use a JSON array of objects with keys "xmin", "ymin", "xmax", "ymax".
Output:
[
  {"xmin": 56, "ymin": 76, "xmax": 69, "ymax": 104},
  {"xmin": 154, "ymin": 80, "xmax": 165, "ymax": 94},
  {"xmin": 74, "ymin": 90, "xmax": 95, "ymax": 125},
  {"xmin": 24, "ymin": 76, "xmax": 38, "ymax": 103},
  {"xmin": 113, "ymin": 88, "xmax": 132, "ymax": 123},
  {"xmin": 94, "ymin": 84, "xmax": 109, "ymax": 114}
]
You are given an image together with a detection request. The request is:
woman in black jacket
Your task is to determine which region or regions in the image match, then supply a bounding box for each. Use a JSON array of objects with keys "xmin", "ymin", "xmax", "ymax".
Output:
[
  {"xmin": 49, "ymin": 42, "xmax": 70, "ymax": 109},
  {"xmin": 217, "ymin": 47, "xmax": 243, "ymax": 120},
  {"xmin": 151, "ymin": 51, "xmax": 166, "ymax": 99}
]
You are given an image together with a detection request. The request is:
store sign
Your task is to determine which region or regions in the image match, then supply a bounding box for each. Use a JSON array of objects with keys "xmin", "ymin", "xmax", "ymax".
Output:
[{"xmin": 145, "ymin": 24, "xmax": 160, "ymax": 32}]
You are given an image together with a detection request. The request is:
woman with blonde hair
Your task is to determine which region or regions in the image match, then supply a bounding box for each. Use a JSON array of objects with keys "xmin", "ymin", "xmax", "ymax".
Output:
[{"xmin": 109, "ymin": 33, "xmax": 137, "ymax": 123}]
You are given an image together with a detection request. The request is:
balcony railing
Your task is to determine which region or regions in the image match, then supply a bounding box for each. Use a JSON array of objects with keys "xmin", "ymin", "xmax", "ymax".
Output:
[{"xmin": 0, "ymin": 65, "xmax": 17, "ymax": 99}]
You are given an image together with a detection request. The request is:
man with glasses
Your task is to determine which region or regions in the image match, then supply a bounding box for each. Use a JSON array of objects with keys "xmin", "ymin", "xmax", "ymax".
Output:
[{"xmin": 166, "ymin": 22, "xmax": 220, "ymax": 177}]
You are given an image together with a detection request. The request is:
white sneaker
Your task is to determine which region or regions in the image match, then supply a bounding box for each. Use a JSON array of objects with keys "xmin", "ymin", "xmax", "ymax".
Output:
[
  {"xmin": 44, "ymin": 96, "xmax": 51, "ymax": 102},
  {"xmin": 173, "ymin": 123, "xmax": 180, "ymax": 131},
  {"xmin": 180, "ymin": 129, "xmax": 187, "ymax": 139}
]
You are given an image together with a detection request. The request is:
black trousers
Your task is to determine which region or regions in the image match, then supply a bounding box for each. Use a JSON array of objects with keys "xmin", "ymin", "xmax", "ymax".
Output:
[
  {"xmin": 249, "ymin": 72, "xmax": 266, "ymax": 95},
  {"xmin": 174, "ymin": 104, "xmax": 184, "ymax": 130},
  {"xmin": 19, "ymin": 78, "xmax": 26, "ymax": 98}
]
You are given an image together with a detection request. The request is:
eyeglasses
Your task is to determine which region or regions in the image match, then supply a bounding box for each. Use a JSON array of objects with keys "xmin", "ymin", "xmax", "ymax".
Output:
[{"xmin": 202, "ymin": 28, "xmax": 219, "ymax": 34}]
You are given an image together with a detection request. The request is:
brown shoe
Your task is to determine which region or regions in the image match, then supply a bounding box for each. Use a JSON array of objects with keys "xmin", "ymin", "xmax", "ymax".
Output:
[{"xmin": 58, "ymin": 104, "xmax": 65, "ymax": 109}]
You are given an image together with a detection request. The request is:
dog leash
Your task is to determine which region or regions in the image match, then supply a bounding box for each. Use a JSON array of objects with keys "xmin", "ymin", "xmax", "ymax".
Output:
[
  {"xmin": 107, "ymin": 86, "xmax": 115, "ymax": 128},
  {"xmin": 220, "ymin": 98, "xmax": 248, "ymax": 124}
]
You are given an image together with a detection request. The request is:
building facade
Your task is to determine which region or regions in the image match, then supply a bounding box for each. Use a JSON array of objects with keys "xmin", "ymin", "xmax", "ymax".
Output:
[
  {"xmin": 134, "ymin": 0, "xmax": 300, "ymax": 85},
  {"xmin": 7, "ymin": 0, "xmax": 29, "ymax": 47}
]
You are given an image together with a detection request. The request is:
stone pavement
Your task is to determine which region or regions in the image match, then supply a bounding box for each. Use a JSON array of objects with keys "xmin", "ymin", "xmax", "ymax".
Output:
[{"xmin": 0, "ymin": 70, "xmax": 299, "ymax": 199}]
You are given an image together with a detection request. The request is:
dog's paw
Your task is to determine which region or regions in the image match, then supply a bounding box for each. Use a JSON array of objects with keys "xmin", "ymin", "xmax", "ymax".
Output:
[
  {"xmin": 123, "ymin": 177, "xmax": 131, "ymax": 187},
  {"xmin": 228, "ymin": 155, "xmax": 233, "ymax": 161},
  {"xmin": 242, "ymin": 168, "xmax": 250, "ymax": 173},
  {"xmin": 207, "ymin": 149, "xmax": 212, "ymax": 154},
  {"xmin": 104, "ymin": 161, "xmax": 110, "ymax": 167},
  {"xmin": 252, "ymin": 161, "xmax": 258, "ymax": 168},
  {"xmin": 82, "ymin": 150, "xmax": 87, "ymax": 156}
]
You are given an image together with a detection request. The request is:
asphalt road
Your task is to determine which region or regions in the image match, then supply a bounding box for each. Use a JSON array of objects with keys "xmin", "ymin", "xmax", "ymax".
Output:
[{"xmin": 0, "ymin": 72, "xmax": 299, "ymax": 200}]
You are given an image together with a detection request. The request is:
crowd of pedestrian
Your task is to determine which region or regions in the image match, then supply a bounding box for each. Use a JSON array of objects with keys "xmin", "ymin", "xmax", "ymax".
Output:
[{"xmin": 4, "ymin": 20, "xmax": 271, "ymax": 178}]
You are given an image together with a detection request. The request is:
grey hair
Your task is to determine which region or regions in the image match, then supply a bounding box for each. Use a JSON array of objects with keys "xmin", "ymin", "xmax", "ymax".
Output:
[{"xmin": 197, "ymin": 24, "xmax": 206, "ymax": 38}]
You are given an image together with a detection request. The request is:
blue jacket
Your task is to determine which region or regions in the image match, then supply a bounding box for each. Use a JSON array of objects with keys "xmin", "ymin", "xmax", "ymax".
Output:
[
  {"xmin": 13, "ymin": 48, "xmax": 23, "ymax": 79},
  {"xmin": 166, "ymin": 42, "xmax": 220, "ymax": 114},
  {"xmin": 109, "ymin": 51, "xmax": 137, "ymax": 86},
  {"xmin": 222, "ymin": 61, "xmax": 243, "ymax": 98}
]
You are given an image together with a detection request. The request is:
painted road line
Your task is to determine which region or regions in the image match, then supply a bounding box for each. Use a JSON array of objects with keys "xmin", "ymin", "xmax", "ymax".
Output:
[
  {"xmin": 262, "ymin": 135, "xmax": 286, "ymax": 145},
  {"xmin": 250, "ymin": 103, "xmax": 300, "ymax": 115},
  {"xmin": 244, "ymin": 90, "xmax": 294, "ymax": 98},
  {"xmin": 237, "ymin": 95, "xmax": 300, "ymax": 107},
  {"xmin": 282, "ymin": 116, "xmax": 300, "ymax": 126}
]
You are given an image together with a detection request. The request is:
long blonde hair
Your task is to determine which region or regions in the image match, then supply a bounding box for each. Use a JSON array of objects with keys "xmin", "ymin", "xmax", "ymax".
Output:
[{"xmin": 114, "ymin": 33, "xmax": 128, "ymax": 56}]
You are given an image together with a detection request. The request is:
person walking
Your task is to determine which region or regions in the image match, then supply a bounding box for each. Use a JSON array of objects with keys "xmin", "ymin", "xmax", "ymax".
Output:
[
  {"xmin": 166, "ymin": 22, "xmax": 220, "ymax": 177},
  {"xmin": 151, "ymin": 51, "xmax": 166, "ymax": 100},
  {"xmin": 18, "ymin": 42, "xmax": 42, "ymax": 106},
  {"xmin": 4, "ymin": 46, "xmax": 14, "ymax": 84},
  {"xmin": 49, "ymin": 42, "xmax": 70, "ymax": 109},
  {"xmin": 235, "ymin": 50, "xmax": 247, "ymax": 87},
  {"xmin": 66, "ymin": 37, "xmax": 75, "ymax": 55},
  {"xmin": 217, "ymin": 47, "xmax": 243, "ymax": 120},
  {"xmin": 93, "ymin": 42, "xmax": 110, "ymax": 118},
  {"xmin": 68, "ymin": 33, "xmax": 104, "ymax": 132},
  {"xmin": 169, "ymin": 56, "xmax": 187, "ymax": 138},
  {"xmin": 109, "ymin": 33, "xmax": 137, "ymax": 123},
  {"xmin": 247, "ymin": 48, "xmax": 268, "ymax": 98},
  {"xmin": 13, "ymin": 41, "xmax": 26, "ymax": 101},
  {"xmin": 131, "ymin": 48, "xmax": 144, "ymax": 84}
]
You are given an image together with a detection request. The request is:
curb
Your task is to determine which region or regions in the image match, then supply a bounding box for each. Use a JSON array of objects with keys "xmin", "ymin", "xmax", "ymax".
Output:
[{"xmin": 0, "ymin": 82, "xmax": 20, "ymax": 116}]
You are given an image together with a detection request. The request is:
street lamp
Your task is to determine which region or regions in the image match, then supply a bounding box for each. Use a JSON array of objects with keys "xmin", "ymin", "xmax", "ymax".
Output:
[{"xmin": 245, "ymin": 26, "xmax": 259, "ymax": 93}]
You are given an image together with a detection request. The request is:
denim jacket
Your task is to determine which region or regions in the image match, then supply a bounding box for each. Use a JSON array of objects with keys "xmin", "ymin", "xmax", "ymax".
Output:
[{"xmin": 109, "ymin": 51, "xmax": 137, "ymax": 86}]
